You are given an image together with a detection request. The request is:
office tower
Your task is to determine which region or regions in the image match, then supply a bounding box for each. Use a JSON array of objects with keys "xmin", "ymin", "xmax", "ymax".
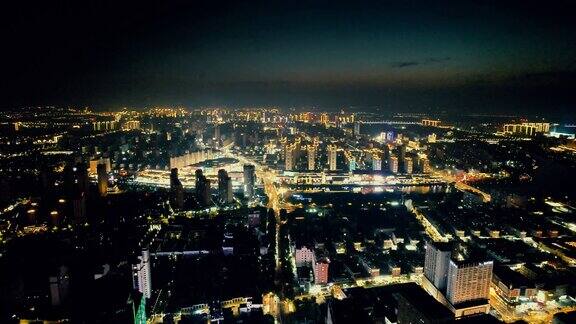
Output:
[
  {"xmin": 373, "ymin": 154, "xmax": 382, "ymax": 171},
  {"xmin": 97, "ymin": 163, "xmax": 108, "ymax": 197},
  {"xmin": 389, "ymin": 155, "xmax": 399, "ymax": 174},
  {"xmin": 132, "ymin": 249, "xmax": 152, "ymax": 299},
  {"xmin": 195, "ymin": 169, "xmax": 211, "ymax": 206},
  {"xmin": 218, "ymin": 169, "xmax": 233, "ymax": 204},
  {"xmin": 170, "ymin": 168, "xmax": 184, "ymax": 209},
  {"xmin": 353, "ymin": 122, "xmax": 361, "ymax": 136},
  {"xmin": 421, "ymin": 157, "xmax": 431, "ymax": 173},
  {"xmin": 328, "ymin": 145, "xmax": 337, "ymax": 171},
  {"xmin": 446, "ymin": 260, "xmax": 493, "ymax": 306},
  {"xmin": 307, "ymin": 144, "xmax": 317, "ymax": 171},
  {"xmin": 424, "ymin": 241, "xmax": 453, "ymax": 291},
  {"xmin": 405, "ymin": 157, "xmax": 413, "ymax": 174},
  {"xmin": 243, "ymin": 164, "xmax": 256, "ymax": 199},
  {"xmin": 285, "ymin": 143, "xmax": 295, "ymax": 171}
]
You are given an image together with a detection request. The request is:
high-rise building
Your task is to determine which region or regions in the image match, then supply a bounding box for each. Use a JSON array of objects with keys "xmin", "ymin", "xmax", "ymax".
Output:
[
  {"xmin": 389, "ymin": 155, "xmax": 399, "ymax": 174},
  {"xmin": 372, "ymin": 154, "xmax": 382, "ymax": 171},
  {"xmin": 243, "ymin": 164, "xmax": 256, "ymax": 199},
  {"xmin": 320, "ymin": 113, "xmax": 330, "ymax": 127},
  {"xmin": 170, "ymin": 168, "xmax": 184, "ymax": 209},
  {"xmin": 285, "ymin": 143, "xmax": 296, "ymax": 171},
  {"xmin": 218, "ymin": 169, "xmax": 233, "ymax": 204},
  {"xmin": 307, "ymin": 144, "xmax": 317, "ymax": 171},
  {"xmin": 64, "ymin": 162, "xmax": 89, "ymax": 223},
  {"xmin": 405, "ymin": 157, "xmax": 413, "ymax": 174},
  {"xmin": 132, "ymin": 249, "xmax": 152, "ymax": 299},
  {"xmin": 422, "ymin": 242, "xmax": 493, "ymax": 318},
  {"xmin": 424, "ymin": 241, "xmax": 453, "ymax": 291},
  {"xmin": 421, "ymin": 157, "xmax": 431, "ymax": 173},
  {"xmin": 314, "ymin": 258, "xmax": 329, "ymax": 285},
  {"xmin": 97, "ymin": 163, "xmax": 108, "ymax": 197},
  {"xmin": 328, "ymin": 145, "xmax": 337, "ymax": 171},
  {"xmin": 214, "ymin": 124, "xmax": 221, "ymax": 141},
  {"xmin": 446, "ymin": 260, "xmax": 493, "ymax": 306},
  {"xmin": 195, "ymin": 169, "xmax": 211, "ymax": 206},
  {"xmin": 353, "ymin": 122, "xmax": 361, "ymax": 136}
]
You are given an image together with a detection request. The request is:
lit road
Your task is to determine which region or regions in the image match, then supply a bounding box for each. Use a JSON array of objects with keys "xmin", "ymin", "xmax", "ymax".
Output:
[{"xmin": 410, "ymin": 206, "xmax": 449, "ymax": 242}]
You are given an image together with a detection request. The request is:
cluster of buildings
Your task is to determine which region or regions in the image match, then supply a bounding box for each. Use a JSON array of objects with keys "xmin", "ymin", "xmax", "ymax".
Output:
[
  {"xmin": 422, "ymin": 241, "xmax": 493, "ymax": 317},
  {"xmin": 293, "ymin": 245, "xmax": 330, "ymax": 286},
  {"xmin": 502, "ymin": 122, "xmax": 550, "ymax": 136}
]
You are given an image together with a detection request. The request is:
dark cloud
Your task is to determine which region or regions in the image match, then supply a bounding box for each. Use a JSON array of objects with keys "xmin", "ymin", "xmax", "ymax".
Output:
[
  {"xmin": 424, "ymin": 57, "xmax": 452, "ymax": 64},
  {"xmin": 391, "ymin": 57, "xmax": 452, "ymax": 68},
  {"xmin": 391, "ymin": 61, "xmax": 420, "ymax": 68}
]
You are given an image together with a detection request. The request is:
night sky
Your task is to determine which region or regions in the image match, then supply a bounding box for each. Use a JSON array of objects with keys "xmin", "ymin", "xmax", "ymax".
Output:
[{"xmin": 2, "ymin": 0, "xmax": 575, "ymax": 117}]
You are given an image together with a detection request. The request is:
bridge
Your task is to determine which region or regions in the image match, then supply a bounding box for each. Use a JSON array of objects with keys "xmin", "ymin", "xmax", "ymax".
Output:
[{"xmin": 455, "ymin": 182, "xmax": 492, "ymax": 203}]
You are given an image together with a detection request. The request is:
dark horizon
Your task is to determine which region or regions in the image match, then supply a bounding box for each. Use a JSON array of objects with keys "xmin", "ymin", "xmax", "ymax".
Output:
[{"xmin": 2, "ymin": 0, "xmax": 576, "ymax": 118}]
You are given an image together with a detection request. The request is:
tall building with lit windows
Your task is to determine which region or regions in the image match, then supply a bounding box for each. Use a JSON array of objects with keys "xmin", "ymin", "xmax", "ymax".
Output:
[
  {"xmin": 285, "ymin": 143, "xmax": 296, "ymax": 171},
  {"xmin": 328, "ymin": 145, "xmax": 337, "ymax": 171},
  {"xmin": 372, "ymin": 154, "xmax": 382, "ymax": 171},
  {"xmin": 307, "ymin": 144, "xmax": 317, "ymax": 171},
  {"xmin": 424, "ymin": 241, "xmax": 452, "ymax": 291},
  {"xmin": 132, "ymin": 249, "xmax": 152, "ymax": 299},
  {"xmin": 422, "ymin": 241, "xmax": 493, "ymax": 318},
  {"xmin": 320, "ymin": 113, "xmax": 330, "ymax": 126},
  {"xmin": 389, "ymin": 155, "xmax": 399, "ymax": 174},
  {"xmin": 404, "ymin": 157, "xmax": 413, "ymax": 174},
  {"xmin": 243, "ymin": 164, "xmax": 256, "ymax": 199},
  {"xmin": 97, "ymin": 163, "xmax": 108, "ymax": 197},
  {"xmin": 446, "ymin": 260, "xmax": 493, "ymax": 306},
  {"xmin": 420, "ymin": 157, "xmax": 431, "ymax": 173}
]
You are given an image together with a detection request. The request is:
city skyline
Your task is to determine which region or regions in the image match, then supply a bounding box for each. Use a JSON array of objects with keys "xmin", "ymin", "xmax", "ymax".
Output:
[{"xmin": 2, "ymin": 1, "xmax": 576, "ymax": 323}]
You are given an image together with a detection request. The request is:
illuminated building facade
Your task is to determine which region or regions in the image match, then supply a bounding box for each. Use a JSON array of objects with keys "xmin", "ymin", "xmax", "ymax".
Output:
[
  {"xmin": 243, "ymin": 164, "xmax": 256, "ymax": 199},
  {"xmin": 97, "ymin": 163, "xmax": 108, "ymax": 197},
  {"xmin": 446, "ymin": 260, "xmax": 493, "ymax": 306},
  {"xmin": 132, "ymin": 249, "xmax": 152, "ymax": 299},
  {"xmin": 389, "ymin": 155, "xmax": 399, "ymax": 174},
  {"xmin": 328, "ymin": 145, "xmax": 337, "ymax": 171}
]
